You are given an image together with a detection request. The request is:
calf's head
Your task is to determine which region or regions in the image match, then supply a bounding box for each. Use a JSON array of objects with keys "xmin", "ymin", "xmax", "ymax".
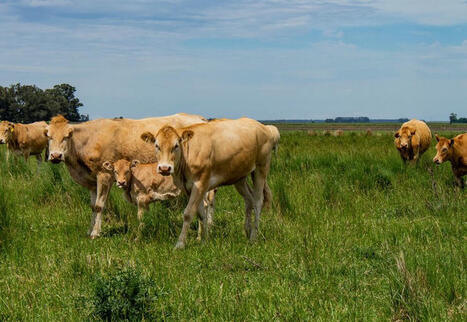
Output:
[
  {"xmin": 0, "ymin": 121, "xmax": 14, "ymax": 144},
  {"xmin": 394, "ymin": 126, "xmax": 416, "ymax": 150},
  {"xmin": 141, "ymin": 126, "xmax": 193, "ymax": 176},
  {"xmin": 45, "ymin": 115, "xmax": 73, "ymax": 163},
  {"xmin": 433, "ymin": 134, "xmax": 454, "ymax": 164},
  {"xmin": 102, "ymin": 159, "xmax": 139, "ymax": 189}
]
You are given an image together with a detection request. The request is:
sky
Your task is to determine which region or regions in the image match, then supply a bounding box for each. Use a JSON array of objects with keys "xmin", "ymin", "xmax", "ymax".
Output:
[{"xmin": 1, "ymin": 0, "xmax": 467, "ymax": 121}]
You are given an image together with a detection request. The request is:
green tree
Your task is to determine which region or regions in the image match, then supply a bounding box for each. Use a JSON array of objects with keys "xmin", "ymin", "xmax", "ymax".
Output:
[{"xmin": 449, "ymin": 113, "xmax": 457, "ymax": 124}]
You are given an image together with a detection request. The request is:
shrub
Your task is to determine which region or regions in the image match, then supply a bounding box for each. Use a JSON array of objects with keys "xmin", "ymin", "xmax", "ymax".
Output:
[{"xmin": 91, "ymin": 267, "xmax": 168, "ymax": 321}]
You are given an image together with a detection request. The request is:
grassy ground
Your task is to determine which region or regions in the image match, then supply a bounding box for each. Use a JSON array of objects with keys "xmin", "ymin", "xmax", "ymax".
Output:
[{"xmin": 0, "ymin": 131, "xmax": 465, "ymax": 320}]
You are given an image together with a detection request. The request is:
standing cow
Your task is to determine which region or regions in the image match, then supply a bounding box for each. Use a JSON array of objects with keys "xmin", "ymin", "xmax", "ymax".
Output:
[
  {"xmin": 0, "ymin": 121, "xmax": 48, "ymax": 163},
  {"xmin": 394, "ymin": 119, "xmax": 432, "ymax": 164},
  {"xmin": 140, "ymin": 118, "xmax": 277, "ymax": 249},
  {"xmin": 433, "ymin": 133, "xmax": 467, "ymax": 188},
  {"xmin": 45, "ymin": 113, "xmax": 207, "ymax": 238}
]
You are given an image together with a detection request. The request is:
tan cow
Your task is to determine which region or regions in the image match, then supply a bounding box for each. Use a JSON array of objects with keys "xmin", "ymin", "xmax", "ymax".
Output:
[
  {"xmin": 394, "ymin": 119, "xmax": 432, "ymax": 164},
  {"xmin": 433, "ymin": 133, "xmax": 467, "ymax": 188},
  {"xmin": 0, "ymin": 121, "xmax": 48, "ymax": 163},
  {"xmin": 140, "ymin": 118, "xmax": 276, "ymax": 249},
  {"xmin": 102, "ymin": 159, "xmax": 217, "ymax": 237},
  {"xmin": 45, "ymin": 113, "xmax": 207, "ymax": 238}
]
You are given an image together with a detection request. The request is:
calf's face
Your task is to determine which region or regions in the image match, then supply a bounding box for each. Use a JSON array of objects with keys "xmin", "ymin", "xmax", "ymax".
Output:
[
  {"xmin": 433, "ymin": 135, "xmax": 453, "ymax": 164},
  {"xmin": 394, "ymin": 127, "xmax": 415, "ymax": 150},
  {"xmin": 0, "ymin": 122, "xmax": 13, "ymax": 144},
  {"xmin": 141, "ymin": 126, "xmax": 192, "ymax": 176},
  {"xmin": 45, "ymin": 124, "xmax": 73, "ymax": 163},
  {"xmin": 103, "ymin": 159, "xmax": 137, "ymax": 189}
]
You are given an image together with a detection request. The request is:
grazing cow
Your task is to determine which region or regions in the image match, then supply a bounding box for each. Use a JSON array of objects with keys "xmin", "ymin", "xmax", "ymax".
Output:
[
  {"xmin": 333, "ymin": 129, "xmax": 344, "ymax": 137},
  {"xmin": 394, "ymin": 119, "xmax": 432, "ymax": 164},
  {"xmin": 140, "ymin": 118, "xmax": 276, "ymax": 249},
  {"xmin": 102, "ymin": 159, "xmax": 217, "ymax": 237},
  {"xmin": 0, "ymin": 121, "xmax": 48, "ymax": 163},
  {"xmin": 433, "ymin": 134, "xmax": 467, "ymax": 188},
  {"xmin": 45, "ymin": 113, "xmax": 207, "ymax": 238}
]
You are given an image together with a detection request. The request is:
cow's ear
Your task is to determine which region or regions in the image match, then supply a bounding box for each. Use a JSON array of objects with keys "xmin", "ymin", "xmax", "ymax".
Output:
[
  {"xmin": 8, "ymin": 122, "xmax": 14, "ymax": 132},
  {"xmin": 102, "ymin": 161, "xmax": 113, "ymax": 171},
  {"xmin": 43, "ymin": 126, "xmax": 49, "ymax": 137},
  {"xmin": 435, "ymin": 134, "xmax": 440, "ymax": 142},
  {"xmin": 141, "ymin": 132, "xmax": 155, "ymax": 143},
  {"xmin": 181, "ymin": 130, "xmax": 194, "ymax": 143},
  {"xmin": 65, "ymin": 127, "xmax": 73, "ymax": 138},
  {"xmin": 394, "ymin": 132, "xmax": 400, "ymax": 138},
  {"xmin": 131, "ymin": 160, "xmax": 140, "ymax": 168},
  {"xmin": 450, "ymin": 139, "xmax": 454, "ymax": 147}
]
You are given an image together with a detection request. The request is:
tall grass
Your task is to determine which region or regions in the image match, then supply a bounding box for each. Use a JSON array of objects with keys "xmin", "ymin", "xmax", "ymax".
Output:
[{"xmin": 0, "ymin": 132, "xmax": 465, "ymax": 320}]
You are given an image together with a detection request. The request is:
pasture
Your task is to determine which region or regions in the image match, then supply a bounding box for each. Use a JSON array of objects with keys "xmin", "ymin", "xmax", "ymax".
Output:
[{"xmin": 0, "ymin": 130, "xmax": 465, "ymax": 320}]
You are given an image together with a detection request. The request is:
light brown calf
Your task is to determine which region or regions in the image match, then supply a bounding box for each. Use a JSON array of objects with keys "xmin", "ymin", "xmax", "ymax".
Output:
[
  {"xmin": 0, "ymin": 121, "xmax": 48, "ymax": 163},
  {"xmin": 103, "ymin": 159, "xmax": 216, "ymax": 237},
  {"xmin": 433, "ymin": 133, "xmax": 467, "ymax": 188},
  {"xmin": 141, "ymin": 118, "xmax": 276, "ymax": 249},
  {"xmin": 394, "ymin": 119, "xmax": 432, "ymax": 164}
]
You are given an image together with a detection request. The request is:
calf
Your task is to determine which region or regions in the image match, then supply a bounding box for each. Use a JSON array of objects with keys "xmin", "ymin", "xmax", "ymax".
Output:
[
  {"xmin": 433, "ymin": 134, "xmax": 467, "ymax": 188},
  {"xmin": 0, "ymin": 121, "xmax": 48, "ymax": 163},
  {"xmin": 103, "ymin": 159, "xmax": 216, "ymax": 237}
]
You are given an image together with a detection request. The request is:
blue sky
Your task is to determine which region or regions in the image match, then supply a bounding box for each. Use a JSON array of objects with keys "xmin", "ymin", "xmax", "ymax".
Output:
[{"xmin": 1, "ymin": 0, "xmax": 466, "ymax": 121}]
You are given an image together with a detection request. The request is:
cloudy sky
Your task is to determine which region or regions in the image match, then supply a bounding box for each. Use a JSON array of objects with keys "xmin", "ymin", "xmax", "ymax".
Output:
[{"xmin": 1, "ymin": 0, "xmax": 466, "ymax": 121}]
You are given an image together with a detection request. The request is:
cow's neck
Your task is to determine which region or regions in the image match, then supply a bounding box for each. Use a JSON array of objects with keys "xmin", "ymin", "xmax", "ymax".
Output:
[{"xmin": 8, "ymin": 127, "xmax": 20, "ymax": 151}]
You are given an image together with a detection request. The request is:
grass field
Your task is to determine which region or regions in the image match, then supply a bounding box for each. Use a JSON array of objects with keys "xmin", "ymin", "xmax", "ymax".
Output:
[{"xmin": 0, "ymin": 130, "xmax": 465, "ymax": 320}]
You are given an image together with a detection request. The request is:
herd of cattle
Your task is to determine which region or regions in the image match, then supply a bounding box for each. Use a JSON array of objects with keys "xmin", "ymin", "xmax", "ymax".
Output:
[{"xmin": 0, "ymin": 116, "xmax": 465, "ymax": 249}]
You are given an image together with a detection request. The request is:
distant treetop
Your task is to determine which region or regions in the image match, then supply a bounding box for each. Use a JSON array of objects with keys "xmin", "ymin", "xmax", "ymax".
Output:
[{"xmin": 0, "ymin": 83, "xmax": 88, "ymax": 123}]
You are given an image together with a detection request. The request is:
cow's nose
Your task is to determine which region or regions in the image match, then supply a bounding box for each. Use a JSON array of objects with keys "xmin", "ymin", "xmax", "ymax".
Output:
[
  {"xmin": 51, "ymin": 152, "xmax": 62, "ymax": 159},
  {"xmin": 118, "ymin": 181, "xmax": 126, "ymax": 187},
  {"xmin": 433, "ymin": 158, "xmax": 440, "ymax": 164},
  {"xmin": 0, "ymin": 139, "xmax": 4, "ymax": 144},
  {"xmin": 158, "ymin": 164, "xmax": 172, "ymax": 175}
]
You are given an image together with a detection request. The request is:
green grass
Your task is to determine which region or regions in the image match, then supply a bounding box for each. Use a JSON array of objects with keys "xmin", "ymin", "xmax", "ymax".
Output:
[{"xmin": 0, "ymin": 132, "xmax": 465, "ymax": 320}]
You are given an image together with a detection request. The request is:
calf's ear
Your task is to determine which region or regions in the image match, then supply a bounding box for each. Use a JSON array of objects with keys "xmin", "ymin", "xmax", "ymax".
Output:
[
  {"xmin": 102, "ymin": 161, "xmax": 113, "ymax": 171},
  {"xmin": 65, "ymin": 127, "xmax": 73, "ymax": 138},
  {"xmin": 394, "ymin": 132, "xmax": 400, "ymax": 138},
  {"xmin": 43, "ymin": 127, "xmax": 48, "ymax": 136},
  {"xmin": 131, "ymin": 160, "xmax": 140, "ymax": 168},
  {"xmin": 435, "ymin": 134, "xmax": 440, "ymax": 142},
  {"xmin": 181, "ymin": 130, "xmax": 194, "ymax": 143},
  {"xmin": 450, "ymin": 139, "xmax": 454, "ymax": 146},
  {"xmin": 141, "ymin": 132, "xmax": 155, "ymax": 143}
]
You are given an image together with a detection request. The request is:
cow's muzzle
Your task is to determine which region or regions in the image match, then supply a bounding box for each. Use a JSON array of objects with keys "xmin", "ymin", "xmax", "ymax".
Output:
[
  {"xmin": 433, "ymin": 158, "xmax": 441, "ymax": 164},
  {"xmin": 158, "ymin": 164, "xmax": 173, "ymax": 176},
  {"xmin": 0, "ymin": 139, "xmax": 5, "ymax": 144},
  {"xmin": 117, "ymin": 181, "xmax": 127, "ymax": 189},
  {"xmin": 49, "ymin": 152, "xmax": 64, "ymax": 163}
]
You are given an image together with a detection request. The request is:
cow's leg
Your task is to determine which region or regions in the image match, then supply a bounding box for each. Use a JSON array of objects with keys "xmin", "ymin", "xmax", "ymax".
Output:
[
  {"xmin": 5, "ymin": 148, "xmax": 9, "ymax": 162},
  {"xmin": 205, "ymin": 189, "xmax": 217, "ymax": 228},
  {"xmin": 234, "ymin": 177, "xmax": 254, "ymax": 239},
  {"xmin": 196, "ymin": 200, "xmax": 209, "ymax": 242},
  {"xmin": 89, "ymin": 172, "xmax": 113, "ymax": 239},
  {"xmin": 136, "ymin": 201, "xmax": 148, "ymax": 238},
  {"xmin": 23, "ymin": 151, "xmax": 30, "ymax": 162},
  {"xmin": 175, "ymin": 182, "xmax": 207, "ymax": 250},
  {"xmin": 35, "ymin": 154, "xmax": 42, "ymax": 171},
  {"xmin": 250, "ymin": 164, "xmax": 270, "ymax": 242},
  {"xmin": 87, "ymin": 189, "xmax": 97, "ymax": 235}
]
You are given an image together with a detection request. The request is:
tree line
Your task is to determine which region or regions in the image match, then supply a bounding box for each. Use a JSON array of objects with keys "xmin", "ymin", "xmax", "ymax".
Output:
[
  {"xmin": 449, "ymin": 113, "xmax": 467, "ymax": 124},
  {"xmin": 0, "ymin": 83, "xmax": 88, "ymax": 123}
]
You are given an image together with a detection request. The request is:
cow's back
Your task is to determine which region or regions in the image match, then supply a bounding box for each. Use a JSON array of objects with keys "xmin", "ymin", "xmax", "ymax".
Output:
[
  {"xmin": 72, "ymin": 114, "xmax": 206, "ymax": 172},
  {"xmin": 402, "ymin": 119, "xmax": 432, "ymax": 153},
  {"xmin": 15, "ymin": 121, "xmax": 48, "ymax": 154}
]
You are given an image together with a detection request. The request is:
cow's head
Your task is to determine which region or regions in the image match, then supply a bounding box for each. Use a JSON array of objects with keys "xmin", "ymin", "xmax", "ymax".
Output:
[
  {"xmin": 45, "ymin": 115, "xmax": 73, "ymax": 163},
  {"xmin": 102, "ymin": 159, "xmax": 139, "ymax": 189},
  {"xmin": 141, "ymin": 125, "xmax": 193, "ymax": 176},
  {"xmin": 0, "ymin": 121, "xmax": 14, "ymax": 144},
  {"xmin": 433, "ymin": 134, "xmax": 454, "ymax": 164},
  {"xmin": 394, "ymin": 126, "xmax": 416, "ymax": 150}
]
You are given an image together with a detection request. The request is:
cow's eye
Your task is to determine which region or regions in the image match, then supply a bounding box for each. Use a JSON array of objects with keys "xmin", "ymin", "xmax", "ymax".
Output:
[
  {"xmin": 442, "ymin": 148, "xmax": 447, "ymax": 153},
  {"xmin": 173, "ymin": 143, "xmax": 179, "ymax": 150}
]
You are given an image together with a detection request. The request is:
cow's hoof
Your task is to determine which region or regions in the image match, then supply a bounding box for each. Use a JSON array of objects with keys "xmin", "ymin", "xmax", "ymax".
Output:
[{"xmin": 174, "ymin": 241, "xmax": 185, "ymax": 250}]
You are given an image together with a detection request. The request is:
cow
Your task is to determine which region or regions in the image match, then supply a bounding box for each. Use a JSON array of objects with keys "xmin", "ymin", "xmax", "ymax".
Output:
[
  {"xmin": 140, "ymin": 118, "xmax": 277, "ymax": 249},
  {"xmin": 0, "ymin": 121, "xmax": 48, "ymax": 163},
  {"xmin": 394, "ymin": 119, "xmax": 432, "ymax": 164},
  {"xmin": 433, "ymin": 133, "xmax": 467, "ymax": 188},
  {"xmin": 45, "ymin": 113, "xmax": 207, "ymax": 239},
  {"xmin": 102, "ymin": 159, "xmax": 217, "ymax": 238}
]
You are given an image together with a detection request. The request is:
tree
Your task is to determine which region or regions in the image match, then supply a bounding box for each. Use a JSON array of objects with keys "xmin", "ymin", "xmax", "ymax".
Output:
[
  {"xmin": 449, "ymin": 113, "xmax": 457, "ymax": 124},
  {"xmin": 0, "ymin": 83, "xmax": 88, "ymax": 123}
]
